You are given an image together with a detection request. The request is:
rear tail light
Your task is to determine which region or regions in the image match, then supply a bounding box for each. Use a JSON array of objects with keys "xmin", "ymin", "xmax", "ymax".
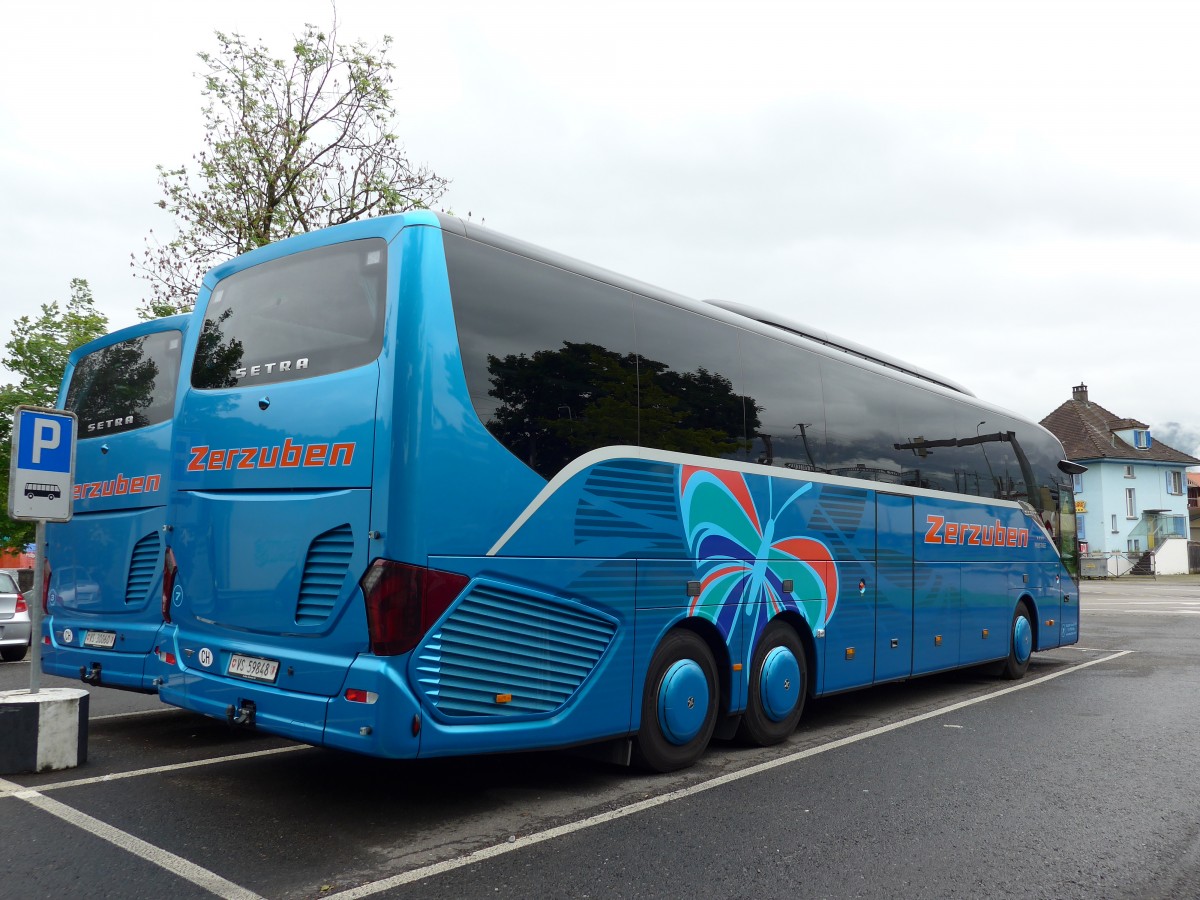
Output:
[
  {"xmin": 16, "ymin": 596, "xmax": 28, "ymax": 614},
  {"xmin": 41, "ymin": 558, "xmax": 52, "ymax": 613},
  {"xmin": 162, "ymin": 547, "xmax": 178, "ymax": 623},
  {"xmin": 359, "ymin": 560, "xmax": 469, "ymax": 656}
]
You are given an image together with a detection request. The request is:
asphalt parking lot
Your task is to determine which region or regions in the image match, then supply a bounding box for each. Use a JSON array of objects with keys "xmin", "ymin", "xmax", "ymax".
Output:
[{"xmin": 3, "ymin": 575, "xmax": 1198, "ymax": 899}]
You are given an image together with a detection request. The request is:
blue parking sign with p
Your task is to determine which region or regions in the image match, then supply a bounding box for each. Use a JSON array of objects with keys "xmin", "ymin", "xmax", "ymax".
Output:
[
  {"xmin": 9, "ymin": 406, "xmax": 76, "ymax": 522},
  {"xmin": 18, "ymin": 411, "xmax": 72, "ymax": 472}
]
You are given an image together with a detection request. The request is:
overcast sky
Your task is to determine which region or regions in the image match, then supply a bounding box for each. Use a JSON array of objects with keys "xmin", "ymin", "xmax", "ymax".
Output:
[{"xmin": 3, "ymin": 0, "xmax": 1198, "ymax": 455}]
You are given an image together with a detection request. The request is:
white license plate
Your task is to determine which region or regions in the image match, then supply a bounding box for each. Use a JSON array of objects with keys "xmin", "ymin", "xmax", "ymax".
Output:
[
  {"xmin": 83, "ymin": 630, "xmax": 117, "ymax": 649},
  {"xmin": 227, "ymin": 653, "xmax": 280, "ymax": 683}
]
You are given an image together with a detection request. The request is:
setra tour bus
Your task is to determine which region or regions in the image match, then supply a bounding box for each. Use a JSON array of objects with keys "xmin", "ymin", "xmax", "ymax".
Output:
[
  {"xmin": 42, "ymin": 315, "xmax": 189, "ymax": 692},
  {"xmin": 155, "ymin": 212, "xmax": 1081, "ymax": 771}
]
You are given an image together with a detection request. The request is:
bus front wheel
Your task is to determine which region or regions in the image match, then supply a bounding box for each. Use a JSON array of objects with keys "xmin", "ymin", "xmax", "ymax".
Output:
[
  {"xmin": 999, "ymin": 601, "xmax": 1033, "ymax": 680},
  {"xmin": 632, "ymin": 629, "xmax": 719, "ymax": 773},
  {"xmin": 738, "ymin": 619, "xmax": 807, "ymax": 746}
]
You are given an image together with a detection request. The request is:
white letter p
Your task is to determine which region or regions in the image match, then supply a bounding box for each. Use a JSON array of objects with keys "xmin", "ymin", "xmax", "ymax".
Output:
[{"xmin": 32, "ymin": 420, "xmax": 61, "ymax": 464}]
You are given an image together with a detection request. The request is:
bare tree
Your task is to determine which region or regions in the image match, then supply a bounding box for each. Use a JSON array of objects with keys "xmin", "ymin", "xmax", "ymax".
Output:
[{"xmin": 135, "ymin": 13, "xmax": 448, "ymax": 317}]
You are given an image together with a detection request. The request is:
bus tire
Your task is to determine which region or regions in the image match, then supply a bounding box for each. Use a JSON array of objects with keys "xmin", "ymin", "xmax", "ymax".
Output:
[
  {"xmin": 999, "ymin": 601, "xmax": 1033, "ymax": 680},
  {"xmin": 737, "ymin": 619, "xmax": 807, "ymax": 746},
  {"xmin": 632, "ymin": 629, "xmax": 719, "ymax": 773}
]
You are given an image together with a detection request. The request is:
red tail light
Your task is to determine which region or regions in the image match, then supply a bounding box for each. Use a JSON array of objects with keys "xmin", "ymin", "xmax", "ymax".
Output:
[
  {"xmin": 41, "ymin": 558, "xmax": 52, "ymax": 614},
  {"xmin": 359, "ymin": 560, "xmax": 469, "ymax": 656},
  {"xmin": 162, "ymin": 547, "xmax": 178, "ymax": 623},
  {"xmin": 16, "ymin": 596, "xmax": 28, "ymax": 614}
]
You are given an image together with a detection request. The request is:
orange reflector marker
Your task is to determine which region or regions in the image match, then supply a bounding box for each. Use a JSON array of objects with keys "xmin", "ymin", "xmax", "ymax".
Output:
[
  {"xmin": 982, "ymin": 629, "xmax": 989, "ymax": 639},
  {"xmin": 934, "ymin": 635, "xmax": 943, "ymax": 646},
  {"xmin": 496, "ymin": 693, "xmax": 513, "ymax": 704},
  {"xmin": 344, "ymin": 689, "xmax": 379, "ymax": 704},
  {"xmin": 732, "ymin": 663, "xmax": 743, "ymax": 672},
  {"xmin": 1046, "ymin": 619, "xmax": 1055, "ymax": 626},
  {"xmin": 844, "ymin": 647, "xmax": 855, "ymax": 660}
]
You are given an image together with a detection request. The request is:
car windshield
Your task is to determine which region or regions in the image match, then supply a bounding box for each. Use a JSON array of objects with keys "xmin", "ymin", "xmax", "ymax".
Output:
[{"xmin": 0, "ymin": 573, "xmax": 18, "ymax": 593}]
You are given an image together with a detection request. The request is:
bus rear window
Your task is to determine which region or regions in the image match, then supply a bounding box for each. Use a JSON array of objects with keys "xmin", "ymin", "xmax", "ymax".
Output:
[
  {"xmin": 66, "ymin": 330, "xmax": 183, "ymax": 438},
  {"xmin": 192, "ymin": 239, "xmax": 387, "ymax": 390}
]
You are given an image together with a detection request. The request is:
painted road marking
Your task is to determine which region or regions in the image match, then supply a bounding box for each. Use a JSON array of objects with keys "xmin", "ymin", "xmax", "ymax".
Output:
[
  {"xmin": 0, "ymin": 776, "xmax": 263, "ymax": 900},
  {"xmin": 324, "ymin": 650, "xmax": 1134, "ymax": 899}
]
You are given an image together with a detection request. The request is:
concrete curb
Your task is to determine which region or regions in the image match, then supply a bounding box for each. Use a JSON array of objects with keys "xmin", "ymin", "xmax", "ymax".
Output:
[{"xmin": 0, "ymin": 687, "xmax": 89, "ymax": 774}]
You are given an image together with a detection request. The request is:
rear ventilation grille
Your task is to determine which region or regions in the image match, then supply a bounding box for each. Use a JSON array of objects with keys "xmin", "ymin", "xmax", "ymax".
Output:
[
  {"xmin": 296, "ymin": 524, "xmax": 354, "ymax": 624},
  {"xmin": 414, "ymin": 582, "xmax": 617, "ymax": 717},
  {"xmin": 125, "ymin": 532, "xmax": 162, "ymax": 604}
]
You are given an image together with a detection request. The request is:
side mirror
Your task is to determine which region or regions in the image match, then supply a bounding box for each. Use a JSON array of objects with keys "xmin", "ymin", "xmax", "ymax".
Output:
[{"xmin": 1057, "ymin": 459, "xmax": 1087, "ymax": 476}]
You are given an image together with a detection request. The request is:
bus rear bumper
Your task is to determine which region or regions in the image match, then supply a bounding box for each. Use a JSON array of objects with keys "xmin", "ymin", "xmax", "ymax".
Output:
[{"xmin": 41, "ymin": 618, "xmax": 163, "ymax": 693}]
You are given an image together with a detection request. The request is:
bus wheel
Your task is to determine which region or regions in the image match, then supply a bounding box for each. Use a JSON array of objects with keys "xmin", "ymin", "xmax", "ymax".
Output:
[
  {"xmin": 632, "ymin": 630, "xmax": 719, "ymax": 773},
  {"xmin": 999, "ymin": 601, "xmax": 1033, "ymax": 680},
  {"xmin": 738, "ymin": 619, "xmax": 807, "ymax": 746}
]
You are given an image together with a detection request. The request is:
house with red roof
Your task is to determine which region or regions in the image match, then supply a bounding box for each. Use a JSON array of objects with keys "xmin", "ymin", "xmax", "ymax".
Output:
[{"xmin": 1041, "ymin": 384, "xmax": 1198, "ymax": 576}]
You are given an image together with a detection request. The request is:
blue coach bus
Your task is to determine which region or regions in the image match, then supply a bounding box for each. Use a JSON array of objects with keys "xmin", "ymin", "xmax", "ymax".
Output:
[
  {"xmin": 42, "ymin": 315, "xmax": 188, "ymax": 692},
  {"xmin": 155, "ymin": 212, "xmax": 1080, "ymax": 771}
]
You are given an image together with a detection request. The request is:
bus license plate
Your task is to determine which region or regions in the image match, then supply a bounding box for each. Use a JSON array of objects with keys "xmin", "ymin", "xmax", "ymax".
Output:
[
  {"xmin": 83, "ymin": 630, "xmax": 117, "ymax": 649},
  {"xmin": 227, "ymin": 653, "xmax": 280, "ymax": 683}
]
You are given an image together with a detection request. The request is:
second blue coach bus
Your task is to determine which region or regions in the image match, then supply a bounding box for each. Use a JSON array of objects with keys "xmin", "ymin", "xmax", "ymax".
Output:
[
  {"xmin": 42, "ymin": 315, "xmax": 188, "ymax": 692},
  {"xmin": 156, "ymin": 212, "xmax": 1080, "ymax": 771}
]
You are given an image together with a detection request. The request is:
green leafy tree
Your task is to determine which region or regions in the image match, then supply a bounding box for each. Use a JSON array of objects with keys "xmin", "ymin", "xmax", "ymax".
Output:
[
  {"xmin": 0, "ymin": 279, "xmax": 108, "ymax": 550},
  {"xmin": 135, "ymin": 13, "xmax": 449, "ymax": 317}
]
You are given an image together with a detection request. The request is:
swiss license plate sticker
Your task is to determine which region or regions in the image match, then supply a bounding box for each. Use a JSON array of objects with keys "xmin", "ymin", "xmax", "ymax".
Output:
[
  {"xmin": 227, "ymin": 653, "xmax": 280, "ymax": 683},
  {"xmin": 83, "ymin": 630, "xmax": 117, "ymax": 649}
]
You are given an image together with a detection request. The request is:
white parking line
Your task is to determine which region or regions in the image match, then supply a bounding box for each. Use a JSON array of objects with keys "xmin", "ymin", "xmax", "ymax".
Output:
[
  {"xmin": 1, "ymin": 744, "xmax": 309, "ymax": 796},
  {"xmin": 325, "ymin": 650, "xmax": 1133, "ymax": 899},
  {"xmin": 0, "ymin": 776, "xmax": 264, "ymax": 900}
]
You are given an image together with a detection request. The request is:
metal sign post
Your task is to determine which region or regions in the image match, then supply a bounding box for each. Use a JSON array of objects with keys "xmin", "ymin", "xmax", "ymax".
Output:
[{"xmin": 8, "ymin": 406, "xmax": 76, "ymax": 694}]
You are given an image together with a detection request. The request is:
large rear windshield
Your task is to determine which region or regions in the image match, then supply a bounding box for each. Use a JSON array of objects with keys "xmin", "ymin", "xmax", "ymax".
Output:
[
  {"xmin": 192, "ymin": 239, "xmax": 387, "ymax": 390},
  {"xmin": 66, "ymin": 330, "xmax": 183, "ymax": 438}
]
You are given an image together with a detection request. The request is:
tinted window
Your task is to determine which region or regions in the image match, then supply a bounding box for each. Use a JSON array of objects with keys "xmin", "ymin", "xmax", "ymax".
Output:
[
  {"xmin": 192, "ymin": 239, "xmax": 386, "ymax": 390},
  {"xmin": 741, "ymin": 332, "xmax": 826, "ymax": 471},
  {"xmin": 635, "ymin": 302, "xmax": 748, "ymax": 460},
  {"xmin": 445, "ymin": 234, "xmax": 638, "ymax": 478},
  {"xmin": 820, "ymin": 358, "xmax": 906, "ymax": 485},
  {"xmin": 66, "ymin": 330, "xmax": 182, "ymax": 439}
]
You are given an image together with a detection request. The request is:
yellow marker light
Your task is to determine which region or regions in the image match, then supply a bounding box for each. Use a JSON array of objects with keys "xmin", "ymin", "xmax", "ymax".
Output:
[
  {"xmin": 495, "ymin": 693, "xmax": 513, "ymax": 704},
  {"xmin": 732, "ymin": 663, "xmax": 743, "ymax": 671},
  {"xmin": 845, "ymin": 647, "xmax": 856, "ymax": 660},
  {"xmin": 1046, "ymin": 619, "xmax": 1055, "ymax": 627},
  {"xmin": 934, "ymin": 635, "xmax": 943, "ymax": 646},
  {"xmin": 982, "ymin": 629, "xmax": 989, "ymax": 639}
]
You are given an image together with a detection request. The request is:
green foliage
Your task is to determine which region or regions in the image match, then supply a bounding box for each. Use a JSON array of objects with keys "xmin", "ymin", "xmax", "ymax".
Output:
[
  {"xmin": 0, "ymin": 279, "xmax": 108, "ymax": 550},
  {"xmin": 135, "ymin": 13, "xmax": 449, "ymax": 318}
]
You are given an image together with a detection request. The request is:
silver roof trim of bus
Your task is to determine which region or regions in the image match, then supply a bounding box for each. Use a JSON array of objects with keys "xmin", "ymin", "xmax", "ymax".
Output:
[{"xmin": 704, "ymin": 298, "xmax": 976, "ymax": 397}]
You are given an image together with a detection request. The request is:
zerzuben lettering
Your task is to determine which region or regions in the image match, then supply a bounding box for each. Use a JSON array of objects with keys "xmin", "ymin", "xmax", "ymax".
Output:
[{"xmin": 188, "ymin": 438, "xmax": 356, "ymax": 472}]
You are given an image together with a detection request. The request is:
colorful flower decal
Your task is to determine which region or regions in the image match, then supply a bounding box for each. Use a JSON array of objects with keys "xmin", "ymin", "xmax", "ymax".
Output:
[{"xmin": 679, "ymin": 466, "xmax": 839, "ymax": 643}]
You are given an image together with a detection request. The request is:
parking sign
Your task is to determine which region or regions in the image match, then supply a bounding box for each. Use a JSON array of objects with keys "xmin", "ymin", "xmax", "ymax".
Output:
[{"xmin": 9, "ymin": 406, "xmax": 76, "ymax": 521}]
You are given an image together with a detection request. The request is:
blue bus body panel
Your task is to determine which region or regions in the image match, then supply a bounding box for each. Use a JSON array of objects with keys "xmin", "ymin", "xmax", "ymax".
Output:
[
  {"xmin": 42, "ymin": 316, "xmax": 188, "ymax": 692},
  {"xmin": 151, "ymin": 215, "xmax": 1079, "ymax": 758}
]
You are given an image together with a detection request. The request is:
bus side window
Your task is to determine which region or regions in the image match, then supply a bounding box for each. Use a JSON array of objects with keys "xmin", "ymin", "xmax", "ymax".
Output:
[{"xmin": 445, "ymin": 234, "xmax": 639, "ymax": 479}]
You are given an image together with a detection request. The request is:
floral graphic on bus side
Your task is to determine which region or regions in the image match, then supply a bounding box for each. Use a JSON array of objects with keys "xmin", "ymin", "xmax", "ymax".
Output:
[{"xmin": 679, "ymin": 466, "xmax": 839, "ymax": 644}]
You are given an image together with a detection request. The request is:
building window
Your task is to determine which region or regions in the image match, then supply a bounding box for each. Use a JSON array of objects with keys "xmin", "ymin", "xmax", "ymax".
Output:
[
  {"xmin": 1125, "ymin": 488, "xmax": 1137, "ymax": 519},
  {"xmin": 1128, "ymin": 538, "xmax": 1141, "ymax": 553},
  {"xmin": 1072, "ymin": 473, "xmax": 1083, "ymax": 492},
  {"xmin": 1124, "ymin": 465, "xmax": 1135, "ymax": 478},
  {"xmin": 1111, "ymin": 514, "xmax": 1118, "ymax": 533},
  {"xmin": 1167, "ymin": 470, "xmax": 1183, "ymax": 495},
  {"xmin": 1133, "ymin": 430, "xmax": 1152, "ymax": 449}
]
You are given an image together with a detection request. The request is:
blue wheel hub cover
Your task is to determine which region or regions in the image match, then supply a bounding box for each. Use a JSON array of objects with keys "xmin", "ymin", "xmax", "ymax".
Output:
[
  {"xmin": 760, "ymin": 646, "xmax": 801, "ymax": 722},
  {"xmin": 1014, "ymin": 614, "xmax": 1033, "ymax": 663},
  {"xmin": 658, "ymin": 659, "xmax": 710, "ymax": 745}
]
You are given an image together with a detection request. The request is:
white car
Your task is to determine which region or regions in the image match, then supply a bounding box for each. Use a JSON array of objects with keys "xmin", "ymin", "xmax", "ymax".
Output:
[{"xmin": 0, "ymin": 570, "xmax": 32, "ymax": 662}]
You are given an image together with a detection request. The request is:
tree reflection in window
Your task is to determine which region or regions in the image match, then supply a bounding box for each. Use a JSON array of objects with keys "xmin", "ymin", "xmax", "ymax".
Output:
[{"xmin": 485, "ymin": 341, "xmax": 756, "ymax": 479}]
